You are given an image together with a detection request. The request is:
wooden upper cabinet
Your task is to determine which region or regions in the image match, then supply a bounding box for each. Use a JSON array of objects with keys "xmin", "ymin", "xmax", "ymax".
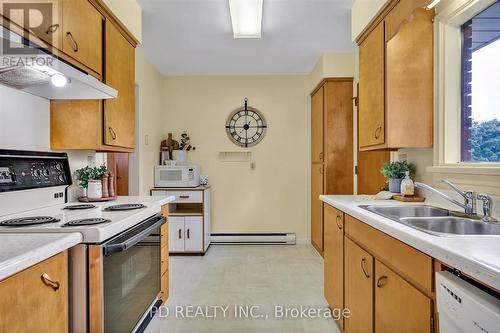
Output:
[
  {"xmin": 375, "ymin": 259, "xmax": 432, "ymax": 333},
  {"xmin": 344, "ymin": 237, "xmax": 373, "ymax": 333},
  {"xmin": 104, "ymin": 20, "xmax": 135, "ymax": 149},
  {"xmin": 62, "ymin": 0, "xmax": 103, "ymax": 75},
  {"xmin": 311, "ymin": 86, "xmax": 324, "ymax": 163},
  {"xmin": 0, "ymin": 251, "xmax": 68, "ymax": 333},
  {"xmin": 358, "ymin": 0, "xmax": 434, "ymax": 151},
  {"xmin": 1, "ymin": 0, "xmax": 63, "ymax": 50},
  {"xmin": 385, "ymin": 4, "xmax": 434, "ymax": 148},
  {"xmin": 324, "ymin": 205, "xmax": 345, "ymax": 330},
  {"xmin": 359, "ymin": 22, "xmax": 385, "ymax": 149},
  {"xmin": 311, "ymin": 163, "xmax": 324, "ymax": 254}
]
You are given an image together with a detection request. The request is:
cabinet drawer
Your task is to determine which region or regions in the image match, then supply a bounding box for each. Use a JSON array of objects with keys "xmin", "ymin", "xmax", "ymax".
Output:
[
  {"xmin": 0, "ymin": 251, "xmax": 68, "ymax": 333},
  {"xmin": 345, "ymin": 214, "xmax": 432, "ymax": 292},
  {"xmin": 161, "ymin": 190, "xmax": 203, "ymax": 203}
]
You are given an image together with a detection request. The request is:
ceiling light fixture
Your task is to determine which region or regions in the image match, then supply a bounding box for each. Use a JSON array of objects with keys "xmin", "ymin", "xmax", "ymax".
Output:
[{"xmin": 229, "ymin": 0, "xmax": 263, "ymax": 38}]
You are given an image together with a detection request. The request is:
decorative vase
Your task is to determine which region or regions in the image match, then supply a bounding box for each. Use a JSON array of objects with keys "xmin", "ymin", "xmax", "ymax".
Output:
[
  {"xmin": 87, "ymin": 180, "xmax": 103, "ymax": 199},
  {"xmin": 172, "ymin": 150, "xmax": 187, "ymax": 163},
  {"xmin": 389, "ymin": 178, "xmax": 403, "ymax": 193}
]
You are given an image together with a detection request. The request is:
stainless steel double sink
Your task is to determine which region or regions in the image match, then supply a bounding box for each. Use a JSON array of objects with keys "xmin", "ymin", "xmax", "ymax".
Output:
[{"xmin": 360, "ymin": 205, "xmax": 500, "ymax": 237}]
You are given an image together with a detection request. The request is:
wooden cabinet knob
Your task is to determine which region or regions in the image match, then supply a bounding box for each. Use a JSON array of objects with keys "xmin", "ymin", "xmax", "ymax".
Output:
[
  {"xmin": 46, "ymin": 24, "xmax": 59, "ymax": 35},
  {"xmin": 319, "ymin": 166, "xmax": 324, "ymax": 174},
  {"xmin": 376, "ymin": 275, "xmax": 388, "ymax": 288},
  {"xmin": 319, "ymin": 152, "xmax": 324, "ymax": 160},
  {"xmin": 335, "ymin": 216, "xmax": 342, "ymax": 229},
  {"xmin": 65, "ymin": 31, "xmax": 79, "ymax": 52},
  {"xmin": 41, "ymin": 273, "xmax": 60, "ymax": 291},
  {"xmin": 361, "ymin": 258, "xmax": 370, "ymax": 278},
  {"xmin": 374, "ymin": 126, "xmax": 382, "ymax": 139}
]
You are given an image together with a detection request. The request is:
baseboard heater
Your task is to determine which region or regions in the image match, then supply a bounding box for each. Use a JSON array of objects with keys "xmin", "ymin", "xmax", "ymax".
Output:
[{"xmin": 210, "ymin": 233, "xmax": 296, "ymax": 245}]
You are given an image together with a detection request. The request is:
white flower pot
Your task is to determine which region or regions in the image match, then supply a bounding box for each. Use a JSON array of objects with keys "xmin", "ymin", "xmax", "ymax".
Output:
[{"xmin": 87, "ymin": 180, "xmax": 103, "ymax": 199}]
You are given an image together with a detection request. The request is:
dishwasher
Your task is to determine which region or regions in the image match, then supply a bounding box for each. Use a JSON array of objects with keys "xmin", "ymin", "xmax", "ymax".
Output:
[{"xmin": 436, "ymin": 271, "xmax": 500, "ymax": 332}]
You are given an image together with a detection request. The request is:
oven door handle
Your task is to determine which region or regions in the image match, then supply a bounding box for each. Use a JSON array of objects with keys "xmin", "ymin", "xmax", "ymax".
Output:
[{"xmin": 103, "ymin": 214, "xmax": 165, "ymax": 256}]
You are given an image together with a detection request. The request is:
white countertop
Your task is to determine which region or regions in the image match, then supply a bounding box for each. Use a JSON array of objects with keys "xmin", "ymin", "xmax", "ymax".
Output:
[
  {"xmin": 0, "ymin": 232, "xmax": 82, "ymax": 281},
  {"xmin": 320, "ymin": 195, "xmax": 500, "ymax": 290}
]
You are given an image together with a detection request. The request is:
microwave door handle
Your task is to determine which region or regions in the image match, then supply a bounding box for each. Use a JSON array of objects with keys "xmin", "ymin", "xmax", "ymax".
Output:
[{"xmin": 103, "ymin": 215, "xmax": 165, "ymax": 256}]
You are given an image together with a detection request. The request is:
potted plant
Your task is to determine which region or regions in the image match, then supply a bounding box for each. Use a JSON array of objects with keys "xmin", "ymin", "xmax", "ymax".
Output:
[
  {"xmin": 172, "ymin": 131, "xmax": 196, "ymax": 163},
  {"xmin": 380, "ymin": 161, "xmax": 415, "ymax": 193},
  {"xmin": 74, "ymin": 165, "xmax": 108, "ymax": 198}
]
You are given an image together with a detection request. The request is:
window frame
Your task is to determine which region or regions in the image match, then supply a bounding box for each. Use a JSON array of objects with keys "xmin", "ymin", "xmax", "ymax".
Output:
[{"xmin": 428, "ymin": 0, "xmax": 500, "ymax": 195}]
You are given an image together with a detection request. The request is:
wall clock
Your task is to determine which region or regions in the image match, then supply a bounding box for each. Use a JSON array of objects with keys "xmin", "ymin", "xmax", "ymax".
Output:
[{"xmin": 225, "ymin": 98, "xmax": 267, "ymax": 148}]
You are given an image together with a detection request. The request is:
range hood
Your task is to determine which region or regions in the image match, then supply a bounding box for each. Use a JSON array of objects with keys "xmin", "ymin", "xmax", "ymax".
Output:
[{"xmin": 0, "ymin": 26, "xmax": 117, "ymax": 100}]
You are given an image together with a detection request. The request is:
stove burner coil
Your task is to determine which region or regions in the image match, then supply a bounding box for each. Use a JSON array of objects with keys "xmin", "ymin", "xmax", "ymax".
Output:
[
  {"xmin": 63, "ymin": 204, "xmax": 97, "ymax": 210},
  {"xmin": 104, "ymin": 204, "xmax": 146, "ymax": 211},
  {"xmin": 0, "ymin": 216, "xmax": 60, "ymax": 227},
  {"xmin": 63, "ymin": 218, "xmax": 111, "ymax": 226}
]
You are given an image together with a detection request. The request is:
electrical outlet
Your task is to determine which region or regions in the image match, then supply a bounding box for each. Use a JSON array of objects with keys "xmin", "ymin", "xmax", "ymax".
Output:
[
  {"xmin": 87, "ymin": 155, "xmax": 95, "ymax": 166},
  {"xmin": 250, "ymin": 162, "xmax": 256, "ymax": 170}
]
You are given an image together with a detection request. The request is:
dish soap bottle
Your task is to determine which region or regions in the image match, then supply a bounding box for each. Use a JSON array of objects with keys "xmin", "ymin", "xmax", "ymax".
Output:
[{"xmin": 400, "ymin": 171, "xmax": 414, "ymax": 197}]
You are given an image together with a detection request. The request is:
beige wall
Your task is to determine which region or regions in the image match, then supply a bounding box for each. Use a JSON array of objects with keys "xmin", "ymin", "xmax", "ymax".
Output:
[
  {"xmin": 351, "ymin": 0, "xmax": 389, "ymax": 41},
  {"xmin": 102, "ymin": 0, "xmax": 142, "ymax": 43},
  {"xmin": 134, "ymin": 50, "xmax": 164, "ymax": 195},
  {"xmin": 161, "ymin": 76, "xmax": 311, "ymax": 241},
  {"xmin": 309, "ymin": 52, "xmax": 356, "ymax": 91}
]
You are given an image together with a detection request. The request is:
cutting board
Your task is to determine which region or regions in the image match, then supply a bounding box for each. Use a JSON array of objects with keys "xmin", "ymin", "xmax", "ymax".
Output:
[{"xmin": 393, "ymin": 195, "xmax": 425, "ymax": 202}]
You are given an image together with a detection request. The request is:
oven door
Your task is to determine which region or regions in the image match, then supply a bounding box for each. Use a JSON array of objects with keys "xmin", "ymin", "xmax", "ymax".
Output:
[{"xmin": 102, "ymin": 214, "xmax": 165, "ymax": 333}]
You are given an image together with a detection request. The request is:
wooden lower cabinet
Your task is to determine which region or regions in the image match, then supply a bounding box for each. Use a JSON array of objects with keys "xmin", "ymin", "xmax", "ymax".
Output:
[
  {"xmin": 0, "ymin": 251, "xmax": 68, "ymax": 333},
  {"xmin": 323, "ymin": 205, "xmax": 344, "ymax": 329},
  {"xmin": 375, "ymin": 260, "xmax": 432, "ymax": 332},
  {"xmin": 323, "ymin": 207, "xmax": 435, "ymax": 333},
  {"xmin": 344, "ymin": 237, "xmax": 373, "ymax": 333}
]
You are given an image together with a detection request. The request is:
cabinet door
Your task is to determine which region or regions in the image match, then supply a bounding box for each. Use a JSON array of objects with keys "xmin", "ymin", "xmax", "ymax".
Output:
[
  {"xmin": 311, "ymin": 86, "xmax": 324, "ymax": 163},
  {"xmin": 1, "ymin": 0, "xmax": 62, "ymax": 50},
  {"xmin": 0, "ymin": 251, "xmax": 68, "ymax": 333},
  {"xmin": 375, "ymin": 260, "xmax": 432, "ymax": 333},
  {"xmin": 184, "ymin": 216, "xmax": 203, "ymax": 252},
  {"xmin": 311, "ymin": 163, "xmax": 324, "ymax": 253},
  {"xmin": 168, "ymin": 216, "xmax": 185, "ymax": 252},
  {"xmin": 104, "ymin": 20, "xmax": 135, "ymax": 149},
  {"xmin": 359, "ymin": 22, "xmax": 385, "ymax": 148},
  {"xmin": 344, "ymin": 237, "xmax": 373, "ymax": 333},
  {"xmin": 323, "ymin": 205, "xmax": 344, "ymax": 329},
  {"xmin": 62, "ymin": 0, "xmax": 102, "ymax": 74}
]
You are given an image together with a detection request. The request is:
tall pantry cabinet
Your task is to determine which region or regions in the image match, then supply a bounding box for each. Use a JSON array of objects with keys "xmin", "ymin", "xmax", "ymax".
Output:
[{"xmin": 311, "ymin": 78, "xmax": 354, "ymax": 255}]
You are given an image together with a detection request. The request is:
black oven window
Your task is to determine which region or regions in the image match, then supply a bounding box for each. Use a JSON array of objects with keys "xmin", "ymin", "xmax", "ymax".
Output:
[{"xmin": 460, "ymin": 1, "xmax": 500, "ymax": 162}]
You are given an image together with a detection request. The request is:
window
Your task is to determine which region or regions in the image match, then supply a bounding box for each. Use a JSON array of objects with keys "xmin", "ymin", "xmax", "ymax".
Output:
[{"xmin": 461, "ymin": 1, "xmax": 500, "ymax": 163}]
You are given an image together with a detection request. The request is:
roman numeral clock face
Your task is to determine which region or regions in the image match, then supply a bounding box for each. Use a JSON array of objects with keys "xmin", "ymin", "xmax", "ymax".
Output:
[{"xmin": 225, "ymin": 106, "xmax": 267, "ymax": 148}]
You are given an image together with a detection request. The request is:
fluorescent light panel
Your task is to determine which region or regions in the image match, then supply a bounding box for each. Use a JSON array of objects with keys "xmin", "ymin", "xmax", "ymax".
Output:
[{"xmin": 229, "ymin": 0, "xmax": 263, "ymax": 38}]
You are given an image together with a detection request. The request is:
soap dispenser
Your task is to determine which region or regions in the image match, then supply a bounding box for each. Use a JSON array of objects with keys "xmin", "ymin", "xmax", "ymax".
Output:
[{"xmin": 400, "ymin": 171, "xmax": 415, "ymax": 197}]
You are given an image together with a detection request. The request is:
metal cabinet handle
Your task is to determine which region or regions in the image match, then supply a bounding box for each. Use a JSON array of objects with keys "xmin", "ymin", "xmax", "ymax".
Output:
[
  {"xmin": 361, "ymin": 258, "xmax": 370, "ymax": 278},
  {"xmin": 376, "ymin": 276, "xmax": 388, "ymax": 288},
  {"xmin": 46, "ymin": 24, "xmax": 59, "ymax": 35},
  {"xmin": 187, "ymin": 229, "xmax": 190, "ymax": 239},
  {"xmin": 178, "ymin": 229, "xmax": 182, "ymax": 239},
  {"xmin": 319, "ymin": 152, "xmax": 324, "ymax": 160},
  {"xmin": 335, "ymin": 216, "xmax": 342, "ymax": 230},
  {"xmin": 41, "ymin": 273, "xmax": 60, "ymax": 291},
  {"xmin": 108, "ymin": 127, "xmax": 117, "ymax": 140},
  {"xmin": 66, "ymin": 32, "xmax": 79, "ymax": 52},
  {"xmin": 374, "ymin": 126, "xmax": 382, "ymax": 140},
  {"xmin": 179, "ymin": 195, "xmax": 190, "ymax": 199}
]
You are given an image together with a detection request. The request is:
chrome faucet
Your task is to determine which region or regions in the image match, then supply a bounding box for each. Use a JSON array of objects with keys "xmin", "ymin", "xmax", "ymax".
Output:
[
  {"xmin": 415, "ymin": 179, "xmax": 476, "ymax": 215},
  {"xmin": 476, "ymin": 194, "xmax": 498, "ymax": 223}
]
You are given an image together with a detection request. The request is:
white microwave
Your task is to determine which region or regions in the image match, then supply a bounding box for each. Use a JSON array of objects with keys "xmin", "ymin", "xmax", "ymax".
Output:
[{"xmin": 154, "ymin": 165, "xmax": 200, "ymax": 188}]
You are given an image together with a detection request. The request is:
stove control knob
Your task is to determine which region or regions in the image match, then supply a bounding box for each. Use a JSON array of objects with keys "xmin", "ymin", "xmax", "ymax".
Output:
[
  {"xmin": 34, "ymin": 169, "xmax": 42, "ymax": 177},
  {"xmin": 55, "ymin": 163, "xmax": 63, "ymax": 171},
  {"xmin": 43, "ymin": 169, "xmax": 50, "ymax": 177},
  {"xmin": 58, "ymin": 174, "xmax": 66, "ymax": 182}
]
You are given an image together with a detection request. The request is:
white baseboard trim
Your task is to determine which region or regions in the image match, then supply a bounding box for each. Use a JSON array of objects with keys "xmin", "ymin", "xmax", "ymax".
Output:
[
  {"xmin": 295, "ymin": 238, "xmax": 312, "ymax": 245},
  {"xmin": 210, "ymin": 233, "xmax": 296, "ymax": 245}
]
